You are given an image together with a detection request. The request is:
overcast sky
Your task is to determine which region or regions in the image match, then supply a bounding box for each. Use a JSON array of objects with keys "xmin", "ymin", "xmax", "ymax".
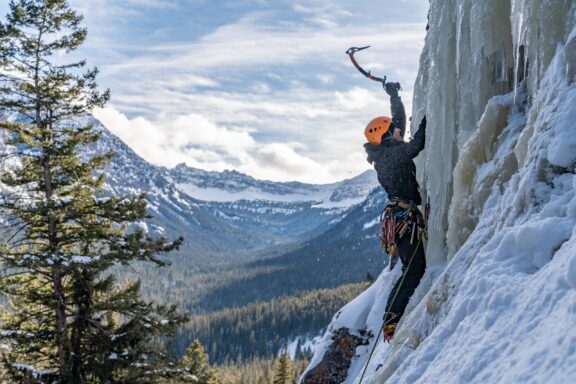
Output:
[{"xmin": 1, "ymin": 0, "xmax": 428, "ymax": 183}]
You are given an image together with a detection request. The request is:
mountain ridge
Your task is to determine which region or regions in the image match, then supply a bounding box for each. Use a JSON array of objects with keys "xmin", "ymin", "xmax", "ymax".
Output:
[{"xmin": 80, "ymin": 117, "xmax": 381, "ymax": 268}]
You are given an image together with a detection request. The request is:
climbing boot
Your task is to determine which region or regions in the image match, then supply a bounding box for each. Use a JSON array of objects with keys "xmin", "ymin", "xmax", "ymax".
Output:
[{"xmin": 383, "ymin": 323, "xmax": 397, "ymax": 343}]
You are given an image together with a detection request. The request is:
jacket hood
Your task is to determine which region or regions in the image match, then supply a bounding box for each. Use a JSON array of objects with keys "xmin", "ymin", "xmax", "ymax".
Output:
[{"xmin": 364, "ymin": 140, "xmax": 400, "ymax": 164}]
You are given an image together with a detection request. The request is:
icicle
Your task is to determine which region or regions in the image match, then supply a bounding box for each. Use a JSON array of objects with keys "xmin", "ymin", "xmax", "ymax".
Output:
[
  {"xmin": 512, "ymin": 1, "xmax": 525, "ymax": 103},
  {"xmin": 523, "ymin": 43, "xmax": 529, "ymax": 91}
]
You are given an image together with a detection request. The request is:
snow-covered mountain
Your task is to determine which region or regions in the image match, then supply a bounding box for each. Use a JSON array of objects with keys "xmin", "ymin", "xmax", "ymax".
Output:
[
  {"xmin": 0, "ymin": 112, "xmax": 379, "ymax": 268},
  {"xmin": 1, "ymin": 103, "xmax": 393, "ymax": 334},
  {"xmin": 304, "ymin": 1, "xmax": 576, "ymax": 383},
  {"xmin": 171, "ymin": 162, "xmax": 376, "ymax": 208}
]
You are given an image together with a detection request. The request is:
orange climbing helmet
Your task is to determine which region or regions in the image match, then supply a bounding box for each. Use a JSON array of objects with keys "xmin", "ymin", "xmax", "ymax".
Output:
[{"xmin": 364, "ymin": 116, "xmax": 392, "ymax": 145}]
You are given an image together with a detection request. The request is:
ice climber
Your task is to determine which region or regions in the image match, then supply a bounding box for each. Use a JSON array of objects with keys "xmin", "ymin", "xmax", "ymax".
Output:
[{"xmin": 363, "ymin": 82, "xmax": 427, "ymax": 342}]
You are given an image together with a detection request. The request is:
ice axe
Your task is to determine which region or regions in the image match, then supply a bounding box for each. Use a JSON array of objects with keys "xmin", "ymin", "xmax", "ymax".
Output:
[
  {"xmin": 345, "ymin": 45, "xmax": 387, "ymax": 84},
  {"xmin": 346, "ymin": 45, "xmax": 403, "ymax": 95}
]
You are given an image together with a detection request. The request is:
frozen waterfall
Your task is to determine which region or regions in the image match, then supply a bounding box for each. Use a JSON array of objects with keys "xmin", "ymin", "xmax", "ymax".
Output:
[{"xmin": 303, "ymin": 1, "xmax": 576, "ymax": 383}]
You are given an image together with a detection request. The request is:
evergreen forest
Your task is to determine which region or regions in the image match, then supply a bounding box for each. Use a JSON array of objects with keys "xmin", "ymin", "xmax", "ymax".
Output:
[{"xmin": 0, "ymin": 1, "xmax": 375, "ymax": 383}]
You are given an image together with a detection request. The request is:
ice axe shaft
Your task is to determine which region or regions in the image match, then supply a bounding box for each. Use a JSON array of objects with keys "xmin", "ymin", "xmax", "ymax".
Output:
[{"xmin": 346, "ymin": 45, "xmax": 386, "ymax": 83}]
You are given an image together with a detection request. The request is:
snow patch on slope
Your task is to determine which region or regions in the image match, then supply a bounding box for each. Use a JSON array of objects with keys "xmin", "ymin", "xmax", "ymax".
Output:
[
  {"xmin": 172, "ymin": 163, "xmax": 377, "ymax": 208},
  {"xmin": 175, "ymin": 182, "xmax": 331, "ymax": 204}
]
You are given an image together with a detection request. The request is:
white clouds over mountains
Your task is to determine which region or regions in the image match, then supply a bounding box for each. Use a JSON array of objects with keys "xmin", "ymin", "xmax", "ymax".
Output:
[
  {"xmin": 0, "ymin": 0, "xmax": 428, "ymax": 183},
  {"xmin": 93, "ymin": 106, "xmax": 333, "ymax": 182}
]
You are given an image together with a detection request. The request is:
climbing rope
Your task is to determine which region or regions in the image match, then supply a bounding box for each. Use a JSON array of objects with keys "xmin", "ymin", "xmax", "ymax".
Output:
[{"xmin": 358, "ymin": 235, "xmax": 424, "ymax": 384}]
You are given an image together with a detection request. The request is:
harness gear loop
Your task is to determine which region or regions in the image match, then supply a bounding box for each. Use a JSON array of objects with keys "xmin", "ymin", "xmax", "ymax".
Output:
[
  {"xmin": 378, "ymin": 200, "xmax": 426, "ymax": 270},
  {"xmin": 346, "ymin": 45, "xmax": 387, "ymax": 84}
]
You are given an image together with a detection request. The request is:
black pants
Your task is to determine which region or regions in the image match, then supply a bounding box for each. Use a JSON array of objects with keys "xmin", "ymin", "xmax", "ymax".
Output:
[{"xmin": 383, "ymin": 232, "xmax": 426, "ymax": 325}]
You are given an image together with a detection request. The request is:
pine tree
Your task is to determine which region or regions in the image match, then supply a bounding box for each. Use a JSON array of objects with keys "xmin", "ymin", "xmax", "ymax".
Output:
[
  {"xmin": 176, "ymin": 339, "xmax": 217, "ymax": 384},
  {"xmin": 0, "ymin": 1, "xmax": 187, "ymax": 382},
  {"xmin": 273, "ymin": 350, "xmax": 291, "ymax": 384}
]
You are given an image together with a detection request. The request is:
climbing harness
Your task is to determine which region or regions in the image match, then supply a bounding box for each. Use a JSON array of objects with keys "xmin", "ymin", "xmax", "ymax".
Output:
[
  {"xmin": 345, "ymin": 46, "xmax": 387, "ymax": 84},
  {"xmin": 378, "ymin": 200, "xmax": 426, "ymax": 270},
  {"xmin": 358, "ymin": 237, "xmax": 423, "ymax": 384}
]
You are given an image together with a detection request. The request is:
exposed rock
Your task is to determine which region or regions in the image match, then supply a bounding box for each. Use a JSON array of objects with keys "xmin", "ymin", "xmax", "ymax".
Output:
[{"xmin": 302, "ymin": 328, "xmax": 371, "ymax": 384}]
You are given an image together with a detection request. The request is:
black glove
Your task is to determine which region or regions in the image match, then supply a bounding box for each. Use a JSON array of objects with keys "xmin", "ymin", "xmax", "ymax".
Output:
[
  {"xmin": 384, "ymin": 82, "xmax": 401, "ymax": 96},
  {"xmin": 419, "ymin": 115, "xmax": 426, "ymax": 130}
]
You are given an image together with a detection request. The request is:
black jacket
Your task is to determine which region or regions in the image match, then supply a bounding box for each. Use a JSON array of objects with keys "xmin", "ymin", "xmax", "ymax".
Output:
[
  {"xmin": 390, "ymin": 94, "xmax": 406, "ymax": 138},
  {"xmin": 384, "ymin": 82, "xmax": 406, "ymax": 138},
  {"xmin": 364, "ymin": 120, "xmax": 426, "ymax": 205}
]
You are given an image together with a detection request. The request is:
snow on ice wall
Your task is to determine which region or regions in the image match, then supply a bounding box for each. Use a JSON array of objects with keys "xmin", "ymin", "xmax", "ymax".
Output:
[
  {"xmin": 303, "ymin": 1, "xmax": 576, "ymax": 383},
  {"xmin": 414, "ymin": 0, "xmax": 516, "ymax": 262},
  {"xmin": 413, "ymin": 0, "xmax": 576, "ymax": 261}
]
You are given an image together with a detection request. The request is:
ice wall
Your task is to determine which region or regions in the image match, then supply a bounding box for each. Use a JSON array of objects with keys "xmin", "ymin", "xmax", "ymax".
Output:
[
  {"xmin": 413, "ymin": 0, "xmax": 575, "ymax": 261},
  {"xmin": 303, "ymin": 1, "xmax": 576, "ymax": 383},
  {"xmin": 375, "ymin": 0, "xmax": 576, "ymax": 381},
  {"xmin": 413, "ymin": 0, "xmax": 515, "ymax": 262}
]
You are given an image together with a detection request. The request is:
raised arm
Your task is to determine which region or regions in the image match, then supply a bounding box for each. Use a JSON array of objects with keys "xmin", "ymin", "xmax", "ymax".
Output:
[
  {"xmin": 387, "ymin": 116, "xmax": 426, "ymax": 161},
  {"xmin": 385, "ymin": 82, "xmax": 406, "ymax": 138}
]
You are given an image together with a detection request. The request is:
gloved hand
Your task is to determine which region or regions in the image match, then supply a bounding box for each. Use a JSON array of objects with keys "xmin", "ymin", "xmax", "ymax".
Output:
[
  {"xmin": 384, "ymin": 82, "xmax": 401, "ymax": 96},
  {"xmin": 419, "ymin": 115, "xmax": 426, "ymax": 130}
]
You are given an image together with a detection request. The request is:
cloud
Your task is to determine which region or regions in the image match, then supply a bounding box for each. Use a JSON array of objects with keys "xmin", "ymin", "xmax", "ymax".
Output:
[
  {"xmin": 120, "ymin": 0, "xmax": 177, "ymax": 7},
  {"xmin": 102, "ymin": 19, "xmax": 425, "ymax": 76},
  {"xmin": 243, "ymin": 143, "xmax": 332, "ymax": 182},
  {"xmin": 159, "ymin": 74, "xmax": 219, "ymax": 88},
  {"xmin": 0, "ymin": 0, "xmax": 429, "ymax": 183},
  {"xmin": 305, "ymin": 16, "xmax": 338, "ymax": 29},
  {"xmin": 94, "ymin": 107, "xmax": 256, "ymax": 162},
  {"xmin": 335, "ymin": 87, "xmax": 382, "ymax": 110},
  {"xmin": 292, "ymin": 3, "xmax": 353, "ymax": 19},
  {"xmin": 93, "ymin": 68, "xmax": 418, "ymax": 182},
  {"xmin": 93, "ymin": 106, "xmax": 352, "ymax": 183},
  {"xmin": 251, "ymin": 82, "xmax": 272, "ymax": 93},
  {"xmin": 71, "ymin": 0, "xmax": 178, "ymax": 14},
  {"xmin": 317, "ymin": 74, "xmax": 335, "ymax": 85}
]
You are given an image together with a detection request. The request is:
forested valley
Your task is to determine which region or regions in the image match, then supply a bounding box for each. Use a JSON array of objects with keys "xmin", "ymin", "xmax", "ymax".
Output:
[{"xmin": 0, "ymin": 1, "xmax": 381, "ymax": 383}]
